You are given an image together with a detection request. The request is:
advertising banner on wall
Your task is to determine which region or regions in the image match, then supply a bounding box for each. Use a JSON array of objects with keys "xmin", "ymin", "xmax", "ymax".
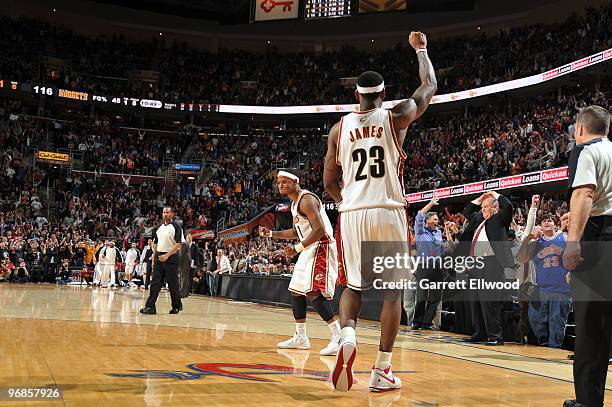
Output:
[
  {"xmin": 405, "ymin": 167, "xmax": 568, "ymax": 204},
  {"xmin": 254, "ymin": 0, "xmax": 299, "ymax": 21}
]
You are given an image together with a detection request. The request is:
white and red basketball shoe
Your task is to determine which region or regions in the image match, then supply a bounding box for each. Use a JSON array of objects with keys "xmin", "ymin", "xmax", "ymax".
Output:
[
  {"xmin": 277, "ymin": 333, "xmax": 310, "ymax": 350},
  {"xmin": 331, "ymin": 336, "xmax": 357, "ymax": 391},
  {"xmin": 320, "ymin": 334, "xmax": 341, "ymax": 356},
  {"xmin": 368, "ymin": 365, "xmax": 402, "ymax": 392}
]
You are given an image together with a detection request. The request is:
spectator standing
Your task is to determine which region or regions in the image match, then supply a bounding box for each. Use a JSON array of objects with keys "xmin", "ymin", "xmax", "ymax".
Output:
[
  {"xmin": 411, "ymin": 198, "xmax": 445, "ymax": 330},
  {"xmin": 517, "ymin": 195, "xmax": 571, "ymax": 348},
  {"xmin": 207, "ymin": 249, "xmax": 231, "ymax": 296}
]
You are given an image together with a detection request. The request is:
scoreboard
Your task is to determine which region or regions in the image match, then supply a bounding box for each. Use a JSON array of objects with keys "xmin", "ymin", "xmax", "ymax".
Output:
[
  {"xmin": 0, "ymin": 79, "xmax": 219, "ymax": 112},
  {"xmin": 0, "ymin": 79, "xmax": 18, "ymax": 91},
  {"xmin": 254, "ymin": 0, "xmax": 473, "ymax": 21},
  {"xmin": 304, "ymin": 0, "xmax": 351, "ymax": 19}
]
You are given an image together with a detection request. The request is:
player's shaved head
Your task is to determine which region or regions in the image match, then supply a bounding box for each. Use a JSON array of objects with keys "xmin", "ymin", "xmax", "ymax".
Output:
[
  {"xmin": 357, "ymin": 71, "xmax": 384, "ymax": 89},
  {"xmin": 356, "ymin": 71, "xmax": 385, "ymax": 103}
]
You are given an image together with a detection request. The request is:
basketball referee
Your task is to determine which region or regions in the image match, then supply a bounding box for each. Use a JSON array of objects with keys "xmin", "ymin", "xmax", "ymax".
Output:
[
  {"xmin": 563, "ymin": 106, "xmax": 612, "ymax": 407},
  {"xmin": 140, "ymin": 207, "xmax": 184, "ymax": 315}
]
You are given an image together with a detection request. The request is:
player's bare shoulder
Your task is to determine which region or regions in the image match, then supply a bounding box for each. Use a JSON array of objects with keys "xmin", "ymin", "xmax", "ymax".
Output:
[
  {"xmin": 297, "ymin": 193, "xmax": 321, "ymax": 216},
  {"xmin": 324, "ymin": 120, "xmax": 343, "ymax": 171},
  {"xmin": 328, "ymin": 120, "xmax": 342, "ymax": 149}
]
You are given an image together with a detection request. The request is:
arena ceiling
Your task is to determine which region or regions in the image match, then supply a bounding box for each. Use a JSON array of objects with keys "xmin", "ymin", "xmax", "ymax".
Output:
[
  {"xmin": 92, "ymin": 0, "xmax": 252, "ymax": 24},
  {"xmin": 88, "ymin": 0, "xmax": 556, "ymax": 26}
]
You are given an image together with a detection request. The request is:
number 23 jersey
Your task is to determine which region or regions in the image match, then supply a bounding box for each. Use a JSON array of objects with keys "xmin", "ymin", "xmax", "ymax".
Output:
[{"xmin": 336, "ymin": 108, "xmax": 407, "ymax": 213}]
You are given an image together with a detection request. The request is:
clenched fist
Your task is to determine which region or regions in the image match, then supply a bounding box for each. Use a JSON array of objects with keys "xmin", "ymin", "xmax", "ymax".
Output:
[{"xmin": 409, "ymin": 31, "xmax": 427, "ymax": 50}]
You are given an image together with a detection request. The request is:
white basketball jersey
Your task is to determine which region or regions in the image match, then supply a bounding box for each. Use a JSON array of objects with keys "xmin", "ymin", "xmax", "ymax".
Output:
[
  {"xmin": 336, "ymin": 108, "xmax": 407, "ymax": 212},
  {"xmin": 291, "ymin": 190, "xmax": 335, "ymax": 245}
]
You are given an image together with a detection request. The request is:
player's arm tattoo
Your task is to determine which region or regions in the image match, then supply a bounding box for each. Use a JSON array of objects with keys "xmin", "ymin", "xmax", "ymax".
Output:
[{"xmin": 391, "ymin": 51, "xmax": 437, "ymax": 130}]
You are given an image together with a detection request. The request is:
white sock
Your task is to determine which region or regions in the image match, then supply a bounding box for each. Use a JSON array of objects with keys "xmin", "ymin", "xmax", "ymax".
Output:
[
  {"xmin": 341, "ymin": 326, "xmax": 356, "ymax": 343},
  {"xmin": 296, "ymin": 322, "xmax": 307, "ymax": 338},
  {"xmin": 329, "ymin": 320, "xmax": 341, "ymax": 337},
  {"xmin": 374, "ymin": 351, "xmax": 393, "ymax": 370}
]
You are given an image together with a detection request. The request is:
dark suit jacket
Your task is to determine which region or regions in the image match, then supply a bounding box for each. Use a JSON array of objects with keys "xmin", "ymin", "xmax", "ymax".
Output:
[
  {"xmin": 190, "ymin": 244, "xmax": 202, "ymax": 269},
  {"xmin": 460, "ymin": 193, "xmax": 514, "ymax": 269},
  {"xmin": 179, "ymin": 243, "xmax": 192, "ymax": 273},
  {"xmin": 179, "ymin": 243, "xmax": 193, "ymax": 296},
  {"xmin": 142, "ymin": 246, "xmax": 153, "ymax": 263}
]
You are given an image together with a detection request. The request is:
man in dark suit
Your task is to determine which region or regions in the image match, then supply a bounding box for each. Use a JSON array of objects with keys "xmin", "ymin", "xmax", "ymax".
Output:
[
  {"xmin": 461, "ymin": 191, "xmax": 514, "ymax": 345},
  {"xmin": 140, "ymin": 239, "xmax": 154, "ymax": 290},
  {"xmin": 179, "ymin": 234, "xmax": 193, "ymax": 298},
  {"xmin": 190, "ymin": 241, "xmax": 203, "ymax": 274}
]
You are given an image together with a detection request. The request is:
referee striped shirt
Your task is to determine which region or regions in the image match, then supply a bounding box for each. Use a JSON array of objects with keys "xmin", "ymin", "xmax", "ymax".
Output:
[
  {"xmin": 568, "ymin": 137, "xmax": 612, "ymax": 217},
  {"xmin": 154, "ymin": 221, "xmax": 184, "ymax": 259}
]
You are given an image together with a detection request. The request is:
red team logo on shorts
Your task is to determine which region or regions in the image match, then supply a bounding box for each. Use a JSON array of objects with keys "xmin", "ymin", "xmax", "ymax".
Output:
[{"xmin": 293, "ymin": 215, "xmax": 300, "ymax": 223}]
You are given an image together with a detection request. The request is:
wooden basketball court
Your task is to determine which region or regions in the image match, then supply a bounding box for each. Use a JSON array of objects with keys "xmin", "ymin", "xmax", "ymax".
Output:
[{"xmin": 0, "ymin": 285, "xmax": 610, "ymax": 406}]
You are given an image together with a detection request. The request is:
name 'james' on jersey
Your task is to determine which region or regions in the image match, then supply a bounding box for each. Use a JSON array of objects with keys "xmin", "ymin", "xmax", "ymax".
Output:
[{"xmin": 336, "ymin": 108, "xmax": 407, "ymax": 212}]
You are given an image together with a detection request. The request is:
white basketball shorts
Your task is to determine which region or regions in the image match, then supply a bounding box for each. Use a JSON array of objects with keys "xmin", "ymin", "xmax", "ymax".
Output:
[
  {"xmin": 289, "ymin": 241, "xmax": 338, "ymax": 299},
  {"xmin": 337, "ymin": 207, "xmax": 409, "ymax": 291}
]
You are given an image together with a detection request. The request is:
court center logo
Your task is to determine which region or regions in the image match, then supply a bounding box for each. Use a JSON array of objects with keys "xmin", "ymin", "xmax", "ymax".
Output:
[{"xmin": 108, "ymin": 363, "xmax": 412, "ymax": 383}]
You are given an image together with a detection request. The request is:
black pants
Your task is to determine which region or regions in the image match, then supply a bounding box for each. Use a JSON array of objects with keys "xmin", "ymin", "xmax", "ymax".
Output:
[
  {"xmin": 413, "ymin": 267, "xmax": 443, "ymax": 327},
  {"xmin": 145, "ymin": 255, "xmax": 182, "ymax": 311},
  {"xmin": 143, "ymin": 261, "xmax": 152, "ymax": 289},
  {"xmin": 192, "ymin": 277, "xmax": 207, "ymax": 295},
  {"xmin": 29, "ymin": 267, "xmax": 42, "ymax": 283},
  {"xmin": 179, "ymin": 266, "xmax": 192, "ymax": 298},
  {"xmin": 517, "ymin": 298, "xmax": 531, "ymax": 343},
  {"xmin": 572, "ymin": 216, "xmax": 612, "ymax": 407},
  {"xmin": 470, "ymin": 257, "xmax": 505, "ymax": 341},
  {"xmin": 44, "ymin": 263, "xmax": 56, "ymax": 281},
  {"xmin": 451, "ymin": 273, "xmax": 473, "ymax": 335}
]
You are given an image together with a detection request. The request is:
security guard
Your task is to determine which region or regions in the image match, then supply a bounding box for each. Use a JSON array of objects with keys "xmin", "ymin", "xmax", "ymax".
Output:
[
  {"xmin": 140, "ymin": 207, "xmax": 184, "ymax": 315},
  {"xmin": 563, "ymin": 105, "xmax": 612, "ymax": 407}
]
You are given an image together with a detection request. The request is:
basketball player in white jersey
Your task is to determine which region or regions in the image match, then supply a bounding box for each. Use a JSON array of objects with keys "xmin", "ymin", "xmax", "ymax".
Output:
[
  {"xmin": 93, "ymin": 241, "xmax": 107, "ymax": 287},
  {"xmin": 259, "ymin": 169, "xmax": 341, "ymax": 356},
  {"xmin": 124, "ymin": 242, "xmax": 140, "ymax": 287},
  {"xmin": 103, "ymin": 241, "xmax": 118, "ymax": 288},
  {"xmin": 99, "ymin": 241, "xmax": 111, "ymax": 288},
  {"xmin": 323, "ymin": 31, "xmax": 437, "ymax": 392}
]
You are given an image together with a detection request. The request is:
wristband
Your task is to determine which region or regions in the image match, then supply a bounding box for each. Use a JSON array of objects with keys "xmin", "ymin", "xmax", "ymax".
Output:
[
  {"xmin": 294, "ymin": 243, "xmax": 305, "ymax": 253},
  {"xmin": 416, "ymin": 48, "xmax": 427, "ymax": 53}
]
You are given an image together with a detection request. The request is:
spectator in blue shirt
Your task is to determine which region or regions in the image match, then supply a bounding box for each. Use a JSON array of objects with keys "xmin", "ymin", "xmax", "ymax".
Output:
[
  {"xmin": 412, "ymin": 199, "xmax": 444, "ymax": 329},
  {"xmin": 414, "ymin": 200, "xmax": 444, "ymax": 258},
  {"xmin": 517, "ymin": 195, "xmax": 571, "ymax": 348},
  {"xmin": 412, "ymin": 199, "xmax": 445, "ymax": 330}
]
